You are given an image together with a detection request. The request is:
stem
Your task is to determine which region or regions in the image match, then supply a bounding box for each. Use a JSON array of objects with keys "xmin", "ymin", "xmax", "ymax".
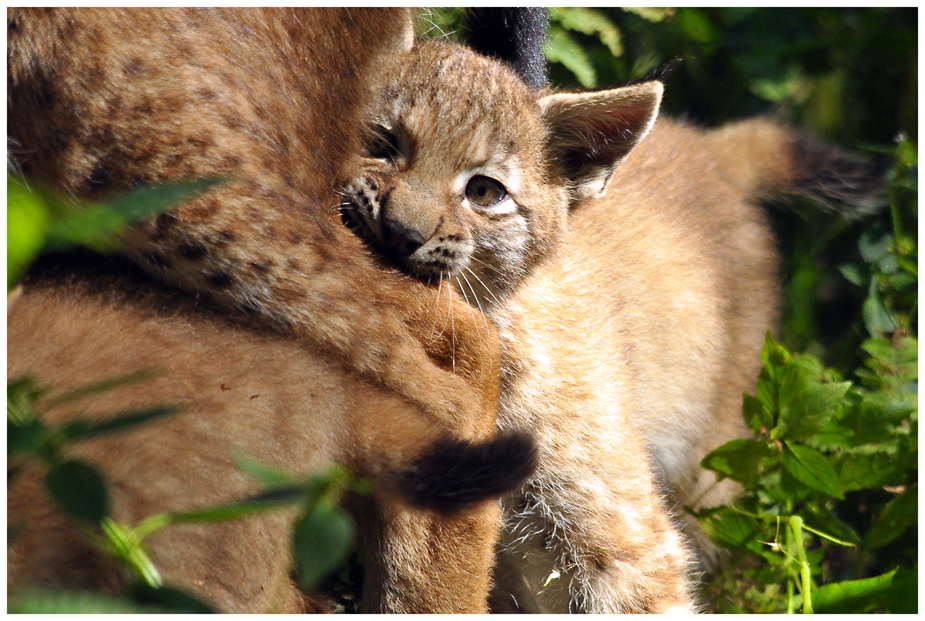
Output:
[{"xmin": 789, "ymin": 516, "xmax": 813, "ymax": 614}]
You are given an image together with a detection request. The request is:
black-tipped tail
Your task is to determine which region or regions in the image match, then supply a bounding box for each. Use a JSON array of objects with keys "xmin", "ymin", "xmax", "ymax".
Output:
[
  {"xmin": 788, "ymin": 133, "xmax": 889, "ymax": 218},
  {"xmin": 391, "ymin": 431, "xmax": 537, "ymax": 513}
]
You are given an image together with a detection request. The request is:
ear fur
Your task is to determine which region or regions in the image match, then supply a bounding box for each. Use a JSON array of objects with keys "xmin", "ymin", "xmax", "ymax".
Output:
[{"xmin": 538, "ymin": 80, "xmax": 663, "ymax": 204}]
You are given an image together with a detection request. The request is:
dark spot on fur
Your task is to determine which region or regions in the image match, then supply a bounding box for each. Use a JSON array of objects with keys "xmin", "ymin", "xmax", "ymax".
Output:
[
  {"xmin": 143, "ymin": 252, "xmax": 172, "ymax": 269},
  {"xmin": 85, "ymin": 164, "xmax": 112, "ymax": 193},
  {"xmin": 154, "ymin": 213, "xmax": 177, "ymax": 235},
  {"xmin": 218, "ymin": 230, "xmax": 236, "ymax": 244},
  {"xmin": 179, "ymin": 242, "xmax": 208, "ymax": 261},
  {"xmin": 222, "ymin": 114, "xmax": 244, "ymax": 130},
  {"xmin": 220, "ymin": 154, "xmax": 243, "ymax": 170},
  {"xmin": 207, "ymin": 271, "xmax": 234, "ymax": 288},
  {"xmin": 194, "ymin": 86, "xmax": 217, "ymax": 100},
  {"xmin": 249, "ymin": 261, "xmax": 272, "ymax": 274},
  {"xmin": 124, "ymin": 57, "xmax": 145, "ymax": 76},
  {"xmin": 287, "ymin": 231, "xmax": 303, "ymax": 245},
  {"xmin": 286, "ymin": 258, "xmax": 302, "ymax": 272}
]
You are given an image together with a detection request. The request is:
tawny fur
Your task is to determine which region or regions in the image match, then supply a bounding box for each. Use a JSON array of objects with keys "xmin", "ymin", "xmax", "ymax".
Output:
[
  {"xmin": 7, "ymin": 8, "xmax": 528, "ymax": 613},
  {"xmin": 337, "ymin": 39, "xmax": 881, "ymax": 613}
]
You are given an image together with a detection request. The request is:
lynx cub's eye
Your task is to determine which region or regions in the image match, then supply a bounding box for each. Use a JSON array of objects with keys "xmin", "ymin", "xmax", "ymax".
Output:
[
  {"xmin": 466, "ymin": 175, "xmax": 507, "ymax": 207},
  {"xmin": 366, "ymin": 125, "xmax": 400, "ymax": 161}
]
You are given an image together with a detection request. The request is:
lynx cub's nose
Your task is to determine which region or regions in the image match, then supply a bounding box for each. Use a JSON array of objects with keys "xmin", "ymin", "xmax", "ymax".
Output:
[{"xmin": 382, "ymin": 216, "xmax": 426, "ymax": 256}]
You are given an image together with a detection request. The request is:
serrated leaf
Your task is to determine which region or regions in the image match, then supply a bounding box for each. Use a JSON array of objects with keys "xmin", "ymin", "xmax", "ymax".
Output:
[
  {"xmin": 697, "ymin": 506, "xmax": 767, "ymax": 555},
  {"xmin": 700, "ymin": 439, "xmax": 767, "ymax": 488},
  {"xmin": 742, "ymin": 393, "xmax": 773, "ymax": 435},
  {"xmin": 293, "ymin": 503, "xmax": 355, "ymax": 591},
  {"xmin": 776, "ymin": 364, "xmax": 850, "ymax": 441},
  {"xmin": 864, "ymin": 485, "xmax": 917, "ymax": 548},
  {"xmin": 45, "ymin": 459, "xmax": 109, "ymax": 523},
  {"xmin": 838, "ymin": 452, "xmax": 904, "ymax": 491},
  {"xmin": 781, "ymin": 442, "xmax": 843, "ymax": 499},
  {"xmin": 811, "ymin": 568, "xmax": 897, "ymax": 613}
]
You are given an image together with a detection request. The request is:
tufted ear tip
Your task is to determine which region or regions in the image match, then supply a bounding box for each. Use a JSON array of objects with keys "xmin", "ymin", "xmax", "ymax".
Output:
[{"xmin": 538, "ymin": 80, "xmax": 663, "ymax": 204}]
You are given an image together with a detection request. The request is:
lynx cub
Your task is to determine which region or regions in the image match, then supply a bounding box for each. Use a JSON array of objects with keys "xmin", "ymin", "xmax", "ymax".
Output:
[
  {"xmin": 341, "ymin": 38, "xmax": 694, "ymax": 612},
  {"xmin": 342, "ymin": 38, "xmax": 882, "ymax": 613}
]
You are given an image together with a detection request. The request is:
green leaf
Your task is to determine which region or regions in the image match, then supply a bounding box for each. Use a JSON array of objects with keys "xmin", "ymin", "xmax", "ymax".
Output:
[
  {"xmin": 858, "ymin": 228, "xmax": 893, "ymax": 264},
  {"xmin": 46, "ymin": 369, "xmax": 163, "ymax": 409},
  {"xmin": 43, "ymin": 178, "xmax": 225, "ymax": 253},
  {"xmin": 552, "ymin": 7, "xmax": 622, "ymax": 57},
  {"xmin": 811, "ymin": 568, "xmax": 897, "ymax": 613},
  {"xmin": 837, "ymin": 262, "xmax": 867, "ymax": 286},
  {"xmin": 45, "ymin": 459, "xmax": 109, "ymax": 523},
  {"xmin": 742, "ymin": 393, "xmax": 773, "ymax": 435},
  {"xmin": 775, "ymin": 362, "xmax": 850, "ymax": 441},
  {"xmin": 781, "ymin": 442, "xmax": 843, "ymax": 499},
  {"xmin": 880, "ymin": 566, "xmax": 918, "ymax": 613},
  {"xmin": 864, "ymin": 484, "xmax": 917, "ymax": 548},
  {"xmin": 126, "ymin": 583, "xmax": 217, "ymax": 613},
  {"xmin": 8, "ymin": 590, "xmax": 147, "ymax": 613},
  {"xmin": 802, "ymin": 503, "xmax": 861, "ymax": 546},
  {"xmin": 862, "ymin": 282, "xmax": 897, "ymax": 335},
  {"xmin": 231, "ymin": 449, "xmax": 295, "ymax": 488},
  {"xmin": 545, "ymin": 27, "xmax": 597, "ymax": 88},
  {"xmin": 7, "ymin": 177, "xmax": 51, "ymax": 289},
  {"xmin": 700, "ymin": 439, "xmax": 767, "ymax": 488},
  {"xmin": 293, "ymin": 503, "xmax": 355, "ymax": 591},
  {"xmin": 67, "ymin": 406, "xmax": 183, "ymax": 441},
  {"xmin": 838, "ymin": 452, "xmax": 905, "ymax": 491},
  {"xmin": 169, "ymin": 486, "xmax": 306, "ymax": 524}
]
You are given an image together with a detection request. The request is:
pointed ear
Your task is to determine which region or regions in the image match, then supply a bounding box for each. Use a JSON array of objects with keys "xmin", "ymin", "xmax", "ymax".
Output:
[{"xmin": 538, "ymin": 80, "xmax": 663, "ymax": 204}]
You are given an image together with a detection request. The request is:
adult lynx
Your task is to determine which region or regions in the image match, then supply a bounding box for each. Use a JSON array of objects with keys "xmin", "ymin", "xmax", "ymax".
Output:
[{"xmin": 7, "ymin": 8, "xmax": 536, "ymax": 613}]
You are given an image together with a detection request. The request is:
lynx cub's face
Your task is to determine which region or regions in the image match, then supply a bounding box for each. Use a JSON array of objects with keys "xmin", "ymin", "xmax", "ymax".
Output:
[{"xmin": 341, "ymin": 39, "xmax": 662, "ymax": 309}]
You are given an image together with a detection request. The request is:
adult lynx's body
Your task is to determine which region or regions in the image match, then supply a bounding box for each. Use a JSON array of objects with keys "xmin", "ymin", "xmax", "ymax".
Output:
[{"xmin": 7, "ymin": 8, "xmax": 536, "ymax": 613}]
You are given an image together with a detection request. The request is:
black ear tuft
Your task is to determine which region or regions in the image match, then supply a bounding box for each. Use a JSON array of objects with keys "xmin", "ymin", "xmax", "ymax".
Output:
[{"xmin": 390, "ymin": 431, "xmax": 538, "ymax": 513}]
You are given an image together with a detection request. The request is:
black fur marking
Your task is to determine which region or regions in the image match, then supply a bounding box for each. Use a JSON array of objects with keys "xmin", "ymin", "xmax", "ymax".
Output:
[
  {"xmin": 86, "ymin": 163, "xmax": 112, "ymax": 193},
  {"xmin": 178, "ymin": 241, "xmax": 208, "ymax": 260},
  {"xmin": 790, "ymin": 134, "xmax": 888, "ymax": 218},
  {"xmin": 206, "ymin": 271, "xmax": 234, "ymax": 288},
  {"xmin": 463, "ymin": 8, "xmax": 549, "ymax": 90},
  {"xmin": 391, "ymin": 431, "xmax": 538, "ymax": 513}
]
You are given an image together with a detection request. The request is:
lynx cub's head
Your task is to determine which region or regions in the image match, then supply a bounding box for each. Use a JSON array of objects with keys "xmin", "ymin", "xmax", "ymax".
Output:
[{"xmin": 340, "ymin": 39, "xmax": 661, "ymax": 309}]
